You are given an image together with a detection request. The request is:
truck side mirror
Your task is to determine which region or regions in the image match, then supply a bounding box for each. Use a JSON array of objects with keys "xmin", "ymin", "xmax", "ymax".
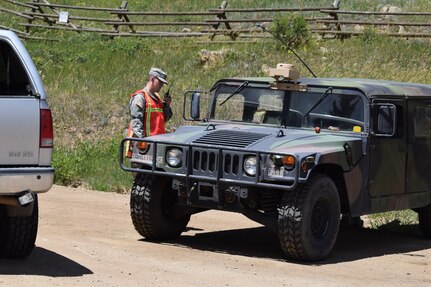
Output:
[
  {"xmin": 375, "ymin": 104, "xmax": 396, "ymax": 136},
  {"xmin": 190, "ymin": 92, "xmax": 201, "ymax": 120}
]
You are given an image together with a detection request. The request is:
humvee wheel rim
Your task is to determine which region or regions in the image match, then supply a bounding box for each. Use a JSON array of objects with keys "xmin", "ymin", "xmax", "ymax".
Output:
[{"xmin": 311, "ymin": 198, "xmax": 330, "ymax": 241}]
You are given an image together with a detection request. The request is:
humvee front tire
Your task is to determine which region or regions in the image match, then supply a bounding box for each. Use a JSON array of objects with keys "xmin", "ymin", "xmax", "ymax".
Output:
[
  {"xmin": 278, "ymin": 174, "xmax": 340, "ymax": 261},
  {"xmin": 130, "ymin": 174, "xmax": 190, "ymax": 240},
  {"xmin": 0, "ymin": 195, "xmax": 39, "ymax": 258},
  {"xmin": 418, "ymin": 205, "xmax": 431, "ymax": 238}
]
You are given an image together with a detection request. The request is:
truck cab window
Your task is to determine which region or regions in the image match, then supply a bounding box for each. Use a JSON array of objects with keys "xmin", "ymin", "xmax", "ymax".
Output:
[{"xmin": 0, "ymin": 41, "xmax": 30, "ymax": 96}]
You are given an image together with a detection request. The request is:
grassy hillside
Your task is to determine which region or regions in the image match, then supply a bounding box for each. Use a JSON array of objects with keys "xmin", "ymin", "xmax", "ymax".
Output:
[{"xmin": 2, "ymin": 0, "xmax": 431, "ymax": 192}]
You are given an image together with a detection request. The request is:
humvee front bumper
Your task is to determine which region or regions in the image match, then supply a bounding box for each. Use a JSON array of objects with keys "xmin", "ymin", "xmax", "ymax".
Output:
[{"xmin": 120, "ymin": 137, "xmax": 300, "ymax": 191}]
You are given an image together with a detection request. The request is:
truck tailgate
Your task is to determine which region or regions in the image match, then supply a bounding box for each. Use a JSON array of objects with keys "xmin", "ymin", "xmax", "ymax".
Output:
[{"xmin": 0, "ymin": 97, "xmax": 39, "ymax": 165}]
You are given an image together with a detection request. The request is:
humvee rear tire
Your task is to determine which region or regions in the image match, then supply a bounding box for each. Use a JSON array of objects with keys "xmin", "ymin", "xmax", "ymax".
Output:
[
  {"xmin": 0, "ymin": 195, "xmax": 38, "ymax": 258},
  {"xmin": 278, "ymin": 174, "xmax": 340, "ymax": 262},
  {"xmin": 418, "ymin": 205, "xmax": 431, "ymax": 238},
  {"xmin": 130, "ymin": 174, "xmax": 190, "ymax": 240}
]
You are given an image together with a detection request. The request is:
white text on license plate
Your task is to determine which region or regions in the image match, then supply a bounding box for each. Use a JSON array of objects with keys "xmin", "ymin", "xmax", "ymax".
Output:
[
  {"xmin": 133, "ymin": 154, "xmax": 152, "ymax": 161},
  {"xmin": 268, "ymin": 167, "xmax": 284, "ymax": 177},
  {"xmin": 132, "ymin": 154, "xmax": 164, "ymax": 164}
]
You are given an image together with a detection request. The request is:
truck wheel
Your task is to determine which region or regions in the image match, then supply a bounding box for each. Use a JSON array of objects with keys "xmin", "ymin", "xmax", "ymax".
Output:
[
  {"xmin": 278, "ymin": 174, "xmax": 340, "ymax": 261},
  {"xmin": 418, "ymin": 205, "xmax": 431, "ymax": 238},
  {"xmin": 130, "ymin": 174, "xmax": 190, "ymax": 240},
  {"xmin": 0, "ymin": 195, "xmax": 38, "ymax": 258}
]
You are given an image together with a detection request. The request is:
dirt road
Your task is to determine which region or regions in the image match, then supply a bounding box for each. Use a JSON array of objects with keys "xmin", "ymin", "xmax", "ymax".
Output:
[{"xmin": 1, "ymin": 185, "xmax": 430, "ymax": 287}]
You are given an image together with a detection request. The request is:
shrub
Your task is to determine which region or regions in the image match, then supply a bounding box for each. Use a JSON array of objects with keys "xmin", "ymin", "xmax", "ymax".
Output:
[{"xmin": 269, "ymin": 13, "xmax": 311, "ymax": 49}]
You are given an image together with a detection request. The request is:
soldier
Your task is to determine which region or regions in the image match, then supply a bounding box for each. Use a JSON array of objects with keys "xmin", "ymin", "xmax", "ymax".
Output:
[{"xmin": 125, "ymin": 68, "xmax": 172, "ymax": 157}]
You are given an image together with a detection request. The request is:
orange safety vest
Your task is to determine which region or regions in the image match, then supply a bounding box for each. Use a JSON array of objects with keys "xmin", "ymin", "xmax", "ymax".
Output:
[
  {"xmin": 125, "ymin": 89, "xmax": 166, "ymax": 158},
  {"xmin": 129, "ymin": 89, "xmax": 166, "ymax": 137}
]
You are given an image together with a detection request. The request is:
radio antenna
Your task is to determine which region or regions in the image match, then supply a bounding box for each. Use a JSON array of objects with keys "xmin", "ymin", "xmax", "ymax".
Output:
[{"xmin": 257, "ymin": 23, "xmax": 317, "ymax": 78}]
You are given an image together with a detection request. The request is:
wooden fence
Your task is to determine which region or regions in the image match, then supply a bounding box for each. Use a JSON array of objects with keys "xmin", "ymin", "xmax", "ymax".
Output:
[{"xmin": 1, "ymin": 0, "xmax": 431, "ymax": 41}]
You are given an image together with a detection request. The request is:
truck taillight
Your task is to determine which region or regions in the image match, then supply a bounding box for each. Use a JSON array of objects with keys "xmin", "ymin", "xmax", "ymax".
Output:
[{"xmin": 40, "ymin": 108, "xmax": 53, "ymax": 148}]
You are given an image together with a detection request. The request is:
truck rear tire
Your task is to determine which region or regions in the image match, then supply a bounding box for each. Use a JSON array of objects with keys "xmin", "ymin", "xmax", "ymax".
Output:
[
  {"xmin": 130, "ymin": 174, "xmax": 190, "ymax": 240},
  {"xmin": 418, "ymin": 205, "xmax": 431, "ymax": 238},
  {"xmin": 0, "ymin": 194, "xmax": 38, "ymax": 258},
  {"xmin": 278, "ymin": 174, "xmax": 340, "ymax": 261}
]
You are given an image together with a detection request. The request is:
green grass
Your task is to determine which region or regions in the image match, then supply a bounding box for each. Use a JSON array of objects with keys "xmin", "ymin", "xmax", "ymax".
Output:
[
  {"xmin": 52, "ymin": 136, "xmax": 132, "ymax": 192},
  {"xmin": 367, "ymin": 210, "xmax": 419, "ymax": 230}
]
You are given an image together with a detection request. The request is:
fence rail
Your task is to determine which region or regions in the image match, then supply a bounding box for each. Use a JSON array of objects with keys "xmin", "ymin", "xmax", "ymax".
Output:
[
  {"xmin": 1, "ymin": 0, "xmax": 431, "ymax": 41},
  {"xmin": 24, "ymin": 1, "xmax": 127, "ymax": 13},
  {"xmin": 0, "ymin": 6, "xmax": 33, "ymax": 19}
]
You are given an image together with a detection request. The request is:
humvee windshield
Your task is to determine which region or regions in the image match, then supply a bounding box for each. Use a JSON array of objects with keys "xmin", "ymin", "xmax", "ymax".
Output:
[{"xmin": 210, "ymin": 84, "xmax": 365, "ymax": 132}]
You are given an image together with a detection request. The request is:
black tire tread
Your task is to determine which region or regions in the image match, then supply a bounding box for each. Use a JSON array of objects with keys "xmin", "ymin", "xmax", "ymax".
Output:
[
  {"xmin": 0, "ymin": 195, "xmax": 39, "ymax": 258},
  {"xmin": 278, "ymin": 175, "xmax": 315, "ymax": 260},
  {"xmin": 278, "ymin": 174, "xmax": 340, "ymax": 261},
  {"xmin": 130, "ymin": 175, "xmax": 155, "ymax": 238},
  {"xmin": 130, "ymin": 174, "xmax": 189, "ymax": 240}
]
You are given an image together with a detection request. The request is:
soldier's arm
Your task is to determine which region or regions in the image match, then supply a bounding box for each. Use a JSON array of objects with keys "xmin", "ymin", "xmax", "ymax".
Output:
[{"xmin": 130, "ymin": 94, "xmax": 146, "ymax": 138}]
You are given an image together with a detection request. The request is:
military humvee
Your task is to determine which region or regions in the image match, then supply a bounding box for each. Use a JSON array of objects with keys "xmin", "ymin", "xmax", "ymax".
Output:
[{"xmin": 120, "ymin": 64, "xmax": 431, "ymax": 261}]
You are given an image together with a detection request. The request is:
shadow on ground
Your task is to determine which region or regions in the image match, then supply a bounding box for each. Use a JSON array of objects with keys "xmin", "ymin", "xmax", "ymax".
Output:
[
  {"xmin": 0, "ymin": 247, "xmax": 92, "ymax": 276},
  {"xmin": 151, "ymin": 223, "xmax": 431, "ymax": 265}
]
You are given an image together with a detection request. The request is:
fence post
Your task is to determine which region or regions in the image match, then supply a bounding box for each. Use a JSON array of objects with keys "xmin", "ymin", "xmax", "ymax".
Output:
[
  {"xmin": 25, "ymin": 0, "xmax": 38, "ymax": 33},
  {"xmin": 26, "ymin": 0, "xmax": 55, "ymax": 32},
  {"xmin": 210, "ymin": 1, "xmax": 231, "ymax": 40},
  {"xmin": 43, "ymin": 0, "xmax": 79, "ymax": 30},
  {"xmin": 113, "ymin": 1, "xmax": 135, "ymax": 33},
  {"xmin": 330, "ymin": 0, "xmax": 342, "ymax": 38}
]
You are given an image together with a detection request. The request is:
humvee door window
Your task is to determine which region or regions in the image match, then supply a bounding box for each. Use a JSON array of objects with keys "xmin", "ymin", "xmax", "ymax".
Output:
[
  {"xmin": 0, "ymin": 41, "xmax": 30, "ymax": 96},
  {"xmin": 414, "ymin": 106, "xmax": 431, "ymax": 137}
]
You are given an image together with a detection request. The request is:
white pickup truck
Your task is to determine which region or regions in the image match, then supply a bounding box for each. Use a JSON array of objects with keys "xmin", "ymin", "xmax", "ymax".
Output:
[{"xmin": 0, "ymin": 30, "xmax": 54, "ymax": 258}]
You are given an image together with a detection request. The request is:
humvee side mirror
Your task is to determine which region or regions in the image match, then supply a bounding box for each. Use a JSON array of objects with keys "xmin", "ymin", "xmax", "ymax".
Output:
[
  {"xmin": 190, "ymin": 92, "xmax": 201, "ymax": 120},
  {"xmin": 183, "ymin": 90, "xmax": 204, "ymax": 121},
  {"xmin": 375, "ymin": 104, "xmax": 396, "ymax": 137}
]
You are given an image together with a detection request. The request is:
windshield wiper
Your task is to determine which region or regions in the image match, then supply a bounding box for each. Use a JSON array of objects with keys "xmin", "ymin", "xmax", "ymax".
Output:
[
  {"xmin": 303, "ymin": 87, "xmax": 333, "ymax": 119},
  {"xmin": 218, "ymin": 81, "xmax": 249, "ymax": 106}
]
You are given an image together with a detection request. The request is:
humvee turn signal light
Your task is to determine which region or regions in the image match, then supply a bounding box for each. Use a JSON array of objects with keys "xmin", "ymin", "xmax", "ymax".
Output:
[
  {"xmin": 138, "ymin": 142, "xmax": 149, "ymax": 150},
  {"xmin": 282, "ymin": 155, "xmax": 295, "ymax": 170}
]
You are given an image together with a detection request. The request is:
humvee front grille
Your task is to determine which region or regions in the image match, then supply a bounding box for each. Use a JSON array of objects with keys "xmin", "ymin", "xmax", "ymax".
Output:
[
  {"xmin": 193, "ymin": 130, "xmax": 268, "ymax": 148},
  {"xmin": 192, "ymin": 150, "xmax": 217, "ymax": 172},
  {"xmin": 191, "ymin": 149, "xmax": 244, "ymax": 177}
]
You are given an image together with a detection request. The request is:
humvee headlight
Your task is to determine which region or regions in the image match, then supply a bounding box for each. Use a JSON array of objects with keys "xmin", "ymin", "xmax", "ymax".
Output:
[
  {"xmin": 271, "ymin": 155, "xmax": 283, "ymax": 166},
  {"xmin": 243, "ymin": 156, "xmax": 257, "ymax": 176},
  {"xmin": 166, "ymin": 148, "xmax": 183, "ymax": 168}
]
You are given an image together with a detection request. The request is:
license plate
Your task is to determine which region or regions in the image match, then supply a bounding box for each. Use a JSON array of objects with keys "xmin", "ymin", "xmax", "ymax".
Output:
[
  {"xmin": 132, "ymin": 153, "xmax": 152, "ymax": 161},
  {"xmin": 268, "ymin": 166, "xmax": 284, "ymax": 177},
  {"xmin": 132, "ymin": 154, "xmax": 164, "ymax": 164}
]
